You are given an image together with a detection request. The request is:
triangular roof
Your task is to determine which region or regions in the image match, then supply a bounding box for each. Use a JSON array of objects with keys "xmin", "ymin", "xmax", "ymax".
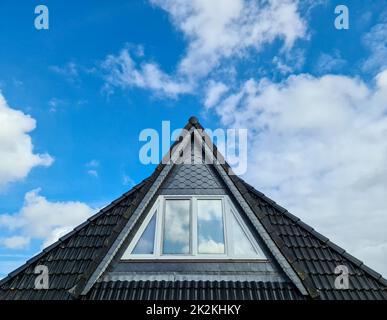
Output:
[{"xmin": 1, "ymin": 117, "xmax": 386, "ymax": 300}]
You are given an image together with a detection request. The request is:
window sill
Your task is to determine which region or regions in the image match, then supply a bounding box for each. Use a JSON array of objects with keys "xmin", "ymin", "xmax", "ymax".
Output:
[{"xmin": 120, "ymin": 257, "xmax": 268, "ymax": 263}]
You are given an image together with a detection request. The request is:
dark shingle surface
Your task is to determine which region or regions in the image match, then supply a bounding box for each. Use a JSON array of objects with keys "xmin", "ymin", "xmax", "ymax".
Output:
[
  {"xmin": 0, "ymin": 181, "xmax": 148, "ymax": 300},
  {"xmin": 84, "ymin": 280, "xmax": 304, "ymax": 300},
  {"xmin": 240, "ymin": 181, "xmax": 387, "ymax": 300},
  {"xmin": 160, "ymin": 164, "xmax": 223, "ymax": 191}
]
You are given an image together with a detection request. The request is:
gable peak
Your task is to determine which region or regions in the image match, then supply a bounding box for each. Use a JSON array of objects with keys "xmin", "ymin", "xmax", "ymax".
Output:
[{"xmin": 188, "ymin": 116, "xmax": 199, "ymax": 125}]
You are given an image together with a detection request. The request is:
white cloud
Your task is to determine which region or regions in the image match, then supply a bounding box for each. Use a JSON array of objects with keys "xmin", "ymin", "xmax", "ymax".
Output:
[
  {"xmin": 101, "ymin": 48, "xmax": 193, "ymax": 98},
  {"xmin": 100, "ymin": 1, "xmax": 307, "ymax": 97},
  {"xmin": 211, "ymin": 69, "xmax": 387, "ymax": 277},
  {"xmin": 151, "ymin": 0, "xmax": 306, "ymax": 78},
  {"xmin": 86, "ymin": 160, "xmax": 99, "ymax": 177},
  {"xmin": 272, "ymin": 48, "xmax": 306, "ymax": 76},
  {"xmin": 0, "ymin": 236, "xmax": 30, "ymax": 249},
  {"xmin": 48, "ymin": 98, "xmax": 66, "ymax": 113},
  {"xmin": 0, "ymin": 93, "xmax": 53, "ymax": 189},
  {"xmin": 0, "ymin": 189, "xmax": 96, "ymax": 249},
  {"xmin": 362, "ymin": 20, "xmax": 387, "ymax": 73},
  {"xmin": 86, "ymin": 159, "xmax": 99, "ymax": 168},
  {"xmin": 198, "ymin": 238, "xmax": 224, "ymax": 253},
  {"xmin": 87, "ymin": 170, "xmax": 98, "ymax": 178},
  {"xmin": 50, "ymin": 62, "xmax": 79, "ymax": 81},
  {"xmin": 164, "ymin": 201, "xmax": 190, "ymax": 246},
  {"xmin": 272, "ymin": 56, "xmax": 294, "ymax": 75},
  {"xmin": 314, "ymin": 51, "xmax": 346, "ymax": 74},
  {"xmin": 41, "ymin": 226, "xmax": 73, "ymax": 249},
  {"xmin": 204, "ymin": 81, "xmax": 228, "ymax": 108}
]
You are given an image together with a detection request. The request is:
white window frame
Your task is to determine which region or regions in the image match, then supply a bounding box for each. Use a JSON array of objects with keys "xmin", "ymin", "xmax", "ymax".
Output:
[{"xmin": 121, "ymin": 195, "xmax": 266, "ymax": 260}]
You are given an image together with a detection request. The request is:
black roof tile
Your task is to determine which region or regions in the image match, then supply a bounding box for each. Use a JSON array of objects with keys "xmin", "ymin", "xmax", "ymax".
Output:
[
  {"xmin": 342, "ymin": 252, "xmax": 364, "ymax": 267},
  {"xmin": 325, "ymin": 240, "xmax": 345, "ymax": 254},
  {"xmin": 239, "ymin": 179, "xmax": 387, "ymax": 299},
  {"xmin": 359, "ymin": 264, "xmax": 383, "ymax": 280},
  {"xmin": 0, "ymin": 180, "xmax": 148, "ymax": 299},
  {"xmin": 81, "ymin": 280, "xmax": 302, "ymax": 301}
]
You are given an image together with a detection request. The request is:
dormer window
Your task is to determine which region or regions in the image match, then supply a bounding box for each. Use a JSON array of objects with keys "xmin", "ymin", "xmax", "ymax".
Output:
[{"xmin": 121, "ymin": 196, "xmax": 266, "ymax": 260}]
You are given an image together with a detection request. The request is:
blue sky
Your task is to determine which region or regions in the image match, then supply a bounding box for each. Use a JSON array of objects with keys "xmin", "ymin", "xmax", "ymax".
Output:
[{"xmin": 1, "ymin": 0, "xmax": 387, "ymax": 278}]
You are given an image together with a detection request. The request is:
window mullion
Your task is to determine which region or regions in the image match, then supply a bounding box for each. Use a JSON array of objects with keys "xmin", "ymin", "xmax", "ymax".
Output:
[
  {"xmin": 154, "ymin": 197, "xmax": 163, "ymax": 257},
  {"xmin": 222, "ymin": 197, "xmax": 229, "ymax": 257},
  {"xmin": 192, "ymin": 197, "xmax": 198, "ymax": 255},
  {"xmin": 225, "ymin": 199, "xmax": 234, "ymax": 257}
]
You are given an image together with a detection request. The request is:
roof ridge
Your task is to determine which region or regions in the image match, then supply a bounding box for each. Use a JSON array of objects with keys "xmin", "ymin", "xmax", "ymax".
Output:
[{"xmin": 242, "ymin": 180, "xmax": 387, "ymax": 287}]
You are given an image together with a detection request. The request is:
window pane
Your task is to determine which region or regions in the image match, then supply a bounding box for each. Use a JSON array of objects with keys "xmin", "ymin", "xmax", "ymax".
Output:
[
  {"xmin": 197, "ymin": 200, "xmax": 225, "ymax": 254},
  {"xmin": 163, "ymin": 200, "xmax": 191, "ymax": 254},
  {"xmin": 132, "ymin": 213, "xmax": 156, "ymax": 254},
  {"xmin": 229, "ymin": 211, "xmax": 257, "ymax": 256}
]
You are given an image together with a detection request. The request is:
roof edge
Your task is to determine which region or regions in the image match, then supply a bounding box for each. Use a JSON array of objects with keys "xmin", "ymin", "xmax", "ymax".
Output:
[
  {"xmin": 0, "ymin": 180, "xmax": 147, "ymax": 288},
  {"xmin": 243, "ymin": 183, "xmax": 387, "ymax": 288}
]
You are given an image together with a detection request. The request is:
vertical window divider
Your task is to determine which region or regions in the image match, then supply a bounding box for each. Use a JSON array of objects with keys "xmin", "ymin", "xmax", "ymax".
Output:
[
  {"xmin": 192, "ymin": 197, "xmax": 198, "ymax": 255},
  {"xmin": 225, "ymin": 198, "xmax": 234, "ymax": 257},
  {"xmin": 222, "ymin": 197, "xmax": 229, "ymax": 256},
  {"xmin": 154, "ymin": 197, "xmax": 164, "ymax": 257}
]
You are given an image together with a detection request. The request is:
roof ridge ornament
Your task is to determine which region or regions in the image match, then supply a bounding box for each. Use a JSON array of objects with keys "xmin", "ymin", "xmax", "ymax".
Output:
[{"xmin": 188, "ymin": 116, "xmax": 199, "ymax": 125}]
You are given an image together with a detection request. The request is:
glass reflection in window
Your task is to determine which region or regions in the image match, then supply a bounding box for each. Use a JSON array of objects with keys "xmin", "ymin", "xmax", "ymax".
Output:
[
  {"xmin": 163, "ymin": 199, "xmax": 191, "ymax": 254},
  {"xmin": 132, "ymin": 212, "xmax": 156, "ymax": 254},
  {"xmin": 197, "ymin": 199, "xmax": 225, "ymax": 254},
  {"xmin": 229, "ymin": 211, "xmax": 257, "ymax": 256}
]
